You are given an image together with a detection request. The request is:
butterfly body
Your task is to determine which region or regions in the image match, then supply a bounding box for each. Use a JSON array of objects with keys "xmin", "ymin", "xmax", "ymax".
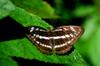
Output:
[{"xmin": 27, "ymin": 26, "xmax": 84, "ymax": 54}]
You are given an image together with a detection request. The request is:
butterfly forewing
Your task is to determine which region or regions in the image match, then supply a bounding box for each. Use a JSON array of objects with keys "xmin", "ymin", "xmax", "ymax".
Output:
[
  {"xmin": 26, "ymin": 26, "xmax": 84, "ymax": 54},
  {"xmin": 27, "ymin": 26, "xmax": 53, "ymax": 54},
  {"xmin": 53, "ymin": 26, "xmax": 84, "ymax": 54}
]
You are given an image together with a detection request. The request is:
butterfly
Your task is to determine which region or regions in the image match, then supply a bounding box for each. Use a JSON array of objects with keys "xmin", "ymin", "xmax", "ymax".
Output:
[{"xmin": 26, "ymin": 26, "xmax": 84, "ymax": 54}]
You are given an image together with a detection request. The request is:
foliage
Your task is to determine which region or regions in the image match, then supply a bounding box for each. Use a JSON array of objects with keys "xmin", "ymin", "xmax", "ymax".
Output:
[{"xmin": 0, "ymin": 0, "xmax": 99, "ymax": 66}]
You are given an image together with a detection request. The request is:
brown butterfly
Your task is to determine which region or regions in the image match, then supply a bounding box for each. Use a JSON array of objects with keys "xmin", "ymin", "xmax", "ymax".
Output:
[{"xmin": 26, "ymin": 26, "xmax": 84, "ymax": 54}]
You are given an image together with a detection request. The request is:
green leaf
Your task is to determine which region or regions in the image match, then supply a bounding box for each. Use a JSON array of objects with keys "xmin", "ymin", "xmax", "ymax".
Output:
[
  {"xmin": 82, "ymin": 15, "xmax": 100, "ymax": 66},
  {"xmin": 0, "ymin": 7, "xmax": 86, "ymax": 64},
  {"xmin": 0, "ymin": 55, "xmax": 18, "ymax": 66},
  {"xmin": 0, "ymin": 0, "xmax": 15, "ymax": 19},
  {"xmin": 75, "ymin": 14, "xmax": 99, "ymax": 66},
  {"xmin": 0, "ymin": 7, "xmax": 87, "ymax": 64},
  {"xmin": 73, "ymin": 6, "xmax": 95, "ymax": 17},
  {"xmin": 87, "ymin": 27, "xmax": 100, "ymax": 66},
  {"xmin": 0, "ymin": 38, "xmax": 87, "ymax": 64},
  {"xmin": 10, "ymin": 0, "xmax": 58, "ymax": 18},
  {"xmin": 82, "ymin": 15, "xmax": 98, "ymax": 41},
  {"xmin": 0, "ymin": 4, "xmax": 87, "ymax": 65},
  {"xmin": 10, "ymin": 7, "xmax": 53, "ymax": 29}
]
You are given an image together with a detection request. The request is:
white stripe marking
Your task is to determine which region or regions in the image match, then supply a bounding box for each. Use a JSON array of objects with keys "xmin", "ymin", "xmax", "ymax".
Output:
[
  {"xmin": 36, "ymin": 34, "xmax": 39, "ymax": 38},
  {"xmin": 68, "ymin": 41, "xmax": 71, "ymax": 44},
  {"xmin": 65, "ymin": 34, "xmax": 70, "ymax": 38},
  {"xmin": 33, "ymin": 34, "xmax": 36, "ymax": 36},
  {"xmin": 38, "ymin": 43, "xmax": 52, "ymax": 49},
  {"xmin": 39, "ymin": 35, "xmax": 70, "ymax": 40},
  {"xmin": 63, "ymin": 28, "xmax": 69, "ymax": 31},
  {"xmin": 53, "ymin": 36, "xmax": 65, "ymax": 39},
  {"xmin": 70, "ymin": 34, "xmax": 74, "ymax": 37},
  {"xmin": 40, "ymin": 29, "xmax": 45, "ymax": 31},
  {"xmin": 54, "ymin": 29, "xmax": 62, "ymax": 31},
  {"xmin": 36, "ymin": 41, "xmax": 39, "ymax": 44},
  {"xmin": 54, "ymin": 42, "xmax": 67, "ymax": 48},
  {"xmin": 39, "ymin": 36, "xmax": 49, "ymax": 40},
  {"xmin": 68, "ymin": 39, "xmax": 73, "ymax": 44},
  {"xmin": 30, "ymin": 27, "xmax": 34, "ymax": 32},
  {"xmin": 35, "ymin": 28, "xmax": 39, "ymax": 30},
  {"xmin": 70, "ymin": 26, "xmax": 76, "ymax": 32},
  {"xmin": 70, "ymin": 26, "xmax": 79, "ymax": 36}
]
